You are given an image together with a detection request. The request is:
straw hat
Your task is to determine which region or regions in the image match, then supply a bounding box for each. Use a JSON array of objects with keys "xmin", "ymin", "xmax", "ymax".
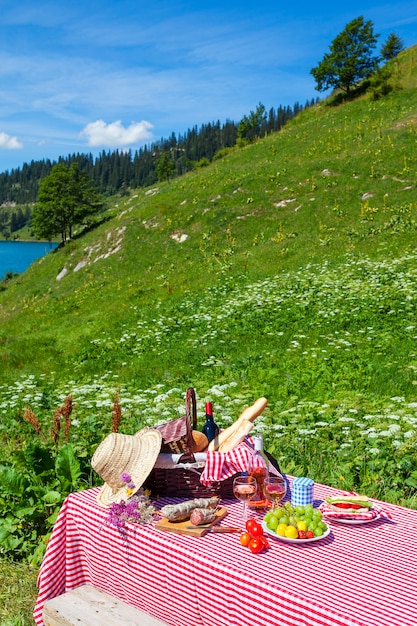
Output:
[{"xmin": 91, "ymin": 427, "xmax": 162, "ymax": 507}]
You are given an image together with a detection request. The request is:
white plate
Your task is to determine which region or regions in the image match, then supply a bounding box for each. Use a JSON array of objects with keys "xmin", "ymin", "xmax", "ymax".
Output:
[
  {"xmin": 320, "ymin": 504, "xmax": 381, "ymax": 525},
  {"xmin": 261, "ymin": 521, "xmax": 331, "ymax": 544}
]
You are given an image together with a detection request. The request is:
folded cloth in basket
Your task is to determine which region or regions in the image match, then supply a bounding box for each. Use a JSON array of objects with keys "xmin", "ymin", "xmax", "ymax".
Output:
[
  {"xmin": 154, "ymin": 452, "xmax": 207, "ymax": 469},
  {"xmin": 200, "ymin": 437, "xmax": 275, "ymax": 486}
]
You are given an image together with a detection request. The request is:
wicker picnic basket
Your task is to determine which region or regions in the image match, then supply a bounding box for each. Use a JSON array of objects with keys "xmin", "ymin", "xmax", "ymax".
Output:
[{"xmin": 144, "ymin": 387, "xmax": 236, "ymax": 498}]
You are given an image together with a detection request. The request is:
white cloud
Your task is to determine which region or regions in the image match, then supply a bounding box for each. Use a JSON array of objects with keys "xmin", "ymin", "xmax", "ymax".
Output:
[
  {"xmin": 80, "ymin": 119, "xmax": 154, "ymax": 147},
  {"xmin": 0, "ymin": 132, "xmax": 23, "ymax": 149}
]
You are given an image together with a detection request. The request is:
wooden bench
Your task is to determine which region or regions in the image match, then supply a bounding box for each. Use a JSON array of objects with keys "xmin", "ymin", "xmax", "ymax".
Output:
[{"xmin": 42, "ymin": 584, "xmax": 170, "ymax": 626}]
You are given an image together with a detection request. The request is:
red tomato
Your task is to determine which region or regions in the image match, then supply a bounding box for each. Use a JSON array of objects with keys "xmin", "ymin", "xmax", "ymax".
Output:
[
  {"xmin": 239, "ymin": 532, "xmax": 252, "ymax": 547},
  {"xmin": 245, "ymin": 519, "xmax": 258, "ymax": 534},
  {"xmin": 249, "ymin": 522, "xmax": 263, "ymax": 537},
  {"xmin": 259, "ymin": 535, "xmax": 270, "ymax": 549},
  {"xmin": 248, "ymin": 538, "xmax": 264, "ymax": 554}
]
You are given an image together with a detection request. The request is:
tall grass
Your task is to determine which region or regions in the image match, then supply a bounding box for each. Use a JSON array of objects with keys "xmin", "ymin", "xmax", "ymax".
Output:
[{"xmin": 0, "ymin": 560, "xmax": 38, "ymax": 626}]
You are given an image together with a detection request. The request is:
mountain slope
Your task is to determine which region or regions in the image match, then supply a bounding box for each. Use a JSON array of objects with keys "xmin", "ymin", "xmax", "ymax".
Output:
[{"xmin": 0, "ymin": 46, "xmax": 416, "ymax": 397}]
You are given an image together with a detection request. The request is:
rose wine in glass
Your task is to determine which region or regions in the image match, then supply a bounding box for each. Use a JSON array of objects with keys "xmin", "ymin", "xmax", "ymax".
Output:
[
  {"xmin": 263, "ymin": 475, "xmax": 287, "ymax": 508},
  {"xmin": 233, "ymin": 475, "xmax": 257, "ymax": 520}
]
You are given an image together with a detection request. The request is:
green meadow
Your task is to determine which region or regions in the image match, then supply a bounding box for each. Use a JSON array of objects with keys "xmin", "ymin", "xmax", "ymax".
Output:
[{"xmin": 1, "ymin": 46, "xmax": 417, "ymax": 623}]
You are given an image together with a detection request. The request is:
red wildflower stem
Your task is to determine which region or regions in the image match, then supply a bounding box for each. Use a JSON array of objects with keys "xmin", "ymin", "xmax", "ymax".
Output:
[
  {"xmin": 23, "ymin": 407, "xmax": 48, "ymax": 443},
  {"xmin": 61, "ymin": 395, "xmax": 73, "ymax": 442},
  {"xmin": 111, "ymin": 393, "xmax": 122, "ymax": 433}
]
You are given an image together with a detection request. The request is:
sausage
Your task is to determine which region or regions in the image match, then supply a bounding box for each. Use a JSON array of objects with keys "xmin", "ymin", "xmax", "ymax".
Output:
[
  {"xmin": 160, "ymin": 496, "xmax": 220, "ymax": 522},
  {"xmin": 190, "ymin": 508, "xmax": 218, "ymax": 526}
]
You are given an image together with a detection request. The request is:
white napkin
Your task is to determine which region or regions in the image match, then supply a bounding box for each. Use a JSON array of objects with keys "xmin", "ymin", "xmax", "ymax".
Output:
[{"xmin": 154, "ymin": 452, "xmax": 207, "ymax": 469}]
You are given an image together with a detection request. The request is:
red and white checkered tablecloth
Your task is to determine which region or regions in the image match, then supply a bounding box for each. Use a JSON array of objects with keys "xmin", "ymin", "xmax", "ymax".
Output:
[{"xmin": 34, "ymin": 480, "xmax": 417, "ymax": 626}]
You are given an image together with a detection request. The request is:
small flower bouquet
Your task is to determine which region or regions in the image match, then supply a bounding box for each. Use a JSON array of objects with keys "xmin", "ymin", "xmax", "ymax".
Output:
[{"xmin": 105, "ymin": 473, "xmax": 156, "ymax": 530}]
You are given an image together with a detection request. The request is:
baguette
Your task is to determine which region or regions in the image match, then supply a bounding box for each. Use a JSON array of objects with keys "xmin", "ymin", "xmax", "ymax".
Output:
[
  {"xmin": 217, "ymin": 418, "xmax": 254, "ymax": 453},
  {"xmin": 236, "ymin": 397, "xmax": 268, "ymax": 423},
  {"xmin": 208, "ymin": 397, "xmax": 268, "ymax": 452}
]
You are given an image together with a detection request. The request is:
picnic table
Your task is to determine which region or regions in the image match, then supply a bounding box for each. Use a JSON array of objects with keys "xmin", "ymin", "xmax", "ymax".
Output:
[{"xmin": 34, "ymin": 479, "xmax": 417, "ymax": 626}]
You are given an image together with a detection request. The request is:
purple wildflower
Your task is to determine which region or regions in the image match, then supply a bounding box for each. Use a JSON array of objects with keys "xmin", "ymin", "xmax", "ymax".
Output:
[
  {"xmin": 121, "ymin": 472, "xmax": 132, "ymax": 483},
  {"xmin": 104, "ymin": 494, "xmax": 156, "ymax": 530}
]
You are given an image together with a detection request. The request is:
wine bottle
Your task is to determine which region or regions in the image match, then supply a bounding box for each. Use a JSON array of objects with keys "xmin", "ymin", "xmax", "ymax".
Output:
[
  {"xmin": 201, "ymin": 402, "xmax": 219, "ymax": 443},
  {"xmin": 248, "ymin": 434, "xmax": 269, "ymax": 511}
]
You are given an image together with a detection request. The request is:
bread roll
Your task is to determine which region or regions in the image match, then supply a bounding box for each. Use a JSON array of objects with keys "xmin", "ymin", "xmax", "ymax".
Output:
[{"xmin": 192, "ymin": 430, "xmax": 209, "ymax": 452}]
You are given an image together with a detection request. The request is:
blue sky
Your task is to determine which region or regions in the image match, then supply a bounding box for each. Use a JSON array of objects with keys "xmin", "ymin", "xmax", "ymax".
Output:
[{"xmin": 0, "ymin": 0, "xmax": 416, "ymax": 174}]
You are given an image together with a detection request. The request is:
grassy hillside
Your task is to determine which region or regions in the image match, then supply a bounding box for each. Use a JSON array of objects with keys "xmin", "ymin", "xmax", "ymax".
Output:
[
  {"xmin": 0, "ymin": 46, "xmax": 416, "ymax": 466},
  {"xmin": 0, "ymin": 48, "xmax": 416, "ymax": 383}
]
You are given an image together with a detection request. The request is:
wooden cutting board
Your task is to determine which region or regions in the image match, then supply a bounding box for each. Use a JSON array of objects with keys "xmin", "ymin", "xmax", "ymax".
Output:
[{"xmin": 154, "ymin": 507, "xmax": 228, "ymax": 537}]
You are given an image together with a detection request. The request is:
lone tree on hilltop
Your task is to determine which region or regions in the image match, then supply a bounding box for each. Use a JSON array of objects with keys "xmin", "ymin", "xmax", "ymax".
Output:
[
  {"xmin": 381, "ymin": 32, "xmax": 405, "ymax": 61},
  {"xmin": 32, "ymin": 163, "xmax": 103, "ymax": 245},
  {"xmin": 310, "ymin": 16, "xmax": 379, "ymax": 95}
]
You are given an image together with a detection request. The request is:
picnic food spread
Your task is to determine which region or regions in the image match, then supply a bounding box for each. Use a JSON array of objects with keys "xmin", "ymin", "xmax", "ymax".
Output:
[
  {"xmin": 36, "ymin": 477, "xmax": 415, "ymax": 626},
  {"xmin": 89, "ymin": 389, "xmax": 382, "ymax": 553}
]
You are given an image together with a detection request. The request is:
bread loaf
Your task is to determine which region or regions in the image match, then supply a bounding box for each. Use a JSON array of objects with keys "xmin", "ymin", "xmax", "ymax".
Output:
[
  {"xmin": 208, "ymin": 397, "xmax": 268, "ymax": 453},
  {"xmin": 235, "ymin": 397, "xmax": 269, "ymax": 423}
]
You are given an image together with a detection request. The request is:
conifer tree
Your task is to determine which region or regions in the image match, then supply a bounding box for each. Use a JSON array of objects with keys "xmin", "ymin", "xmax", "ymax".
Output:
[{"xmin": 381, "ymin": 33, "xmax": 404, "ymax": 61}]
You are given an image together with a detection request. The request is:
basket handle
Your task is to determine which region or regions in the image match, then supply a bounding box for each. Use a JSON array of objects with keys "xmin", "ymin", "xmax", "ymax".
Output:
[{"xmin": 185, "ymin": 387, "xmax": 197, "ymax": 452}]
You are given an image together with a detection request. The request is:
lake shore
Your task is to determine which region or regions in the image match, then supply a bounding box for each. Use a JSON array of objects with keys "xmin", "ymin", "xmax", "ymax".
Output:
[{"xmin": 0, "ymin": 240, "xmax": 58, "ymax": 280}]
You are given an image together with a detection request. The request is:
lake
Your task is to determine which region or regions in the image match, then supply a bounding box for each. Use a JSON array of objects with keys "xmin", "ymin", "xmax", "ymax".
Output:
[{"xmin": 0, "ymin": 241, "xmax": 58, "ymax": 280}]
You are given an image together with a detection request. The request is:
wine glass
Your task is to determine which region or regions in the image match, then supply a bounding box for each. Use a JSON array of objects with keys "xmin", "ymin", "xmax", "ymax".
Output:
[
  {"xmin": 233, "ymin": 475, "xmax": 257, "ymax": 520},
  {"xmin": 263, "ymin": 474, "xmax": 287, "ymax": 508}
]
